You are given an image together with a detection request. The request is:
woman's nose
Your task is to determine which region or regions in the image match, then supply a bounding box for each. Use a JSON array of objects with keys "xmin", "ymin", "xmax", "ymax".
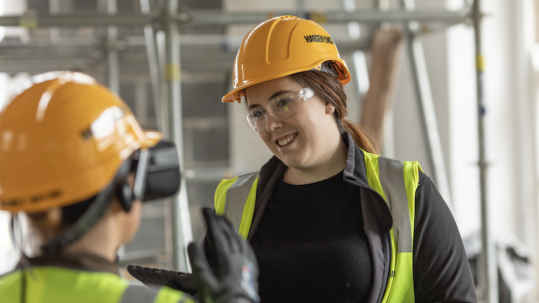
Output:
[{"xmin": 265, "ymin": 112, "xmax": 283, "ymax": 132}]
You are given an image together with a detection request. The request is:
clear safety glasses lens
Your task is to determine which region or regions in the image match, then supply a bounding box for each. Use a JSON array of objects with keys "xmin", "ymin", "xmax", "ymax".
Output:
[{"xmin": 247, "ymin": 87, "xmax": 314, "ymax": 133}]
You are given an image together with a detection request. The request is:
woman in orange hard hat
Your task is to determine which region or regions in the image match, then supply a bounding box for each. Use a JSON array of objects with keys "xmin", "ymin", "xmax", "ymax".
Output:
[
  {"xmin": 0, "ymin": 72, "xmax": 260, "ymax": 303},
  {"xmin": 204, "ymin": 16, "xmax": 477, "ymax": 303}
]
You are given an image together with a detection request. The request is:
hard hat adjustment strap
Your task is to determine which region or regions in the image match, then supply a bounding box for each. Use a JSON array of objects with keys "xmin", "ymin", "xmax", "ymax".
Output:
[
  {"xmin": 331, "ymin": 61, "xmax": 345, "ymax": 77},
  {"xmin": 311, "ymin": 60, "xmax": 341, "ymax": 78}
]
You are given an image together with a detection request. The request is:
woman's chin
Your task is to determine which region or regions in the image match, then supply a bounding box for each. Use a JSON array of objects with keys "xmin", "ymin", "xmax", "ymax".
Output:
[{"xmin": 279, "ymin": 154, "xmax": 308, "ymax": 169}]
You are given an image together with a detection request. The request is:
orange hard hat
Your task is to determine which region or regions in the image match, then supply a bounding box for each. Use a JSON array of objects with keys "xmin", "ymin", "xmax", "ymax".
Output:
[
  {"xmin": 222, "ymin": 15, "xmax": 351, "ymax": 103},
  {"xmin": 0, "ymin": 71, "xmax": 161, "ymax": 213}
]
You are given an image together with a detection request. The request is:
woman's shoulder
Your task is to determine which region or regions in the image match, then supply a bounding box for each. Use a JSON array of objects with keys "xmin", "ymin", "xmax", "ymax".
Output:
[{"xmin": 417, "ymin": 170, "xmax": 430, "ymax": 184}]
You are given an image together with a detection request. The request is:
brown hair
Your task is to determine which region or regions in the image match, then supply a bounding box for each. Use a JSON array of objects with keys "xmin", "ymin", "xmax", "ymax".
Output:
[
  {"xmin": 27, "ymin": 208, "xmax": 65, "ymax": 245},
  {"xmin": 25, "ymin": 195, "xmax": 97, "ymax": 251},
  {"xmin": 289, "ymin": 71, "xmax": 379, "ymax": 154}
]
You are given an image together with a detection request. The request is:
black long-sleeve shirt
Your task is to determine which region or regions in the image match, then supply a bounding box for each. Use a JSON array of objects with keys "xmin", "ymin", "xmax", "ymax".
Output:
[{"xmin": 251, "ymin": 171, "xmax": 372, "ymax": 303}]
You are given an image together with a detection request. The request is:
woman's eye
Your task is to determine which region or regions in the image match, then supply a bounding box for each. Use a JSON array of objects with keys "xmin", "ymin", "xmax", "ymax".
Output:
[
  {"xmin": 251, "ymin": 110, "xmax": 264, "ymax": 119},
  {"xmin": 276, "ymin": 98, "xmax": 292, "ymax": 107}
]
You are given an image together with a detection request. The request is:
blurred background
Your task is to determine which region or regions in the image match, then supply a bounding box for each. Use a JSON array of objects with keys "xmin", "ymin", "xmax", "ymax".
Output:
[{"xmin": 0, "ymin": 0, "xmax": 538, "ymax": 302}]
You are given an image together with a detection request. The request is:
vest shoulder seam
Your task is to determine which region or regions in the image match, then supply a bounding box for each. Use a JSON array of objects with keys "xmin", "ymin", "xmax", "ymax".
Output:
[{"xmin": 236, "ymin": 171, "xmax": 260, "ymax": 179}]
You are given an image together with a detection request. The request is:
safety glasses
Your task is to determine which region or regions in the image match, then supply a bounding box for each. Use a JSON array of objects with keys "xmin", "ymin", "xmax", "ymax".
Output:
[{"xmin": 246, "ymin": 87, "xmax": 315, "ymax": 133}]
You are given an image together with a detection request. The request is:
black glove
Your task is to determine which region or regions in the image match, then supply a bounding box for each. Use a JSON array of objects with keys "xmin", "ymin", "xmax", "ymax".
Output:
[{"xmin": 187, "ymin": 208, "xmax": 260, "ymax": 303}]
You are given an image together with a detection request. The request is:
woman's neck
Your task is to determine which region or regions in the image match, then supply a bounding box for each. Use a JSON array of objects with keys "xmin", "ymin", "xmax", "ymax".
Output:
[
  {"xmin": 62, "ymin": 216, "xmax": 119, "ymax": 263},
  {"xmin": 283, "ymin": 137, "xmax": 348, "ymax": 185}
]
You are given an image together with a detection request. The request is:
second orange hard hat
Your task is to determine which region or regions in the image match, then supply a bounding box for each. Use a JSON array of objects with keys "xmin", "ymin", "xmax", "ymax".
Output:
[
  {"xmin": 222, "ymin": 15, "xmax": 352, "ymax": 103},
  {"xmin": 0, "ymin": 71, "xmax": 161, "ymax": 213}
]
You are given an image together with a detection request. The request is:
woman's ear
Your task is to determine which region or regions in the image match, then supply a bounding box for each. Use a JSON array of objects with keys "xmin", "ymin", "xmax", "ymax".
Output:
[{"xmin": 325, "ymin": 101, "xmax": 336, "ymax": 115}]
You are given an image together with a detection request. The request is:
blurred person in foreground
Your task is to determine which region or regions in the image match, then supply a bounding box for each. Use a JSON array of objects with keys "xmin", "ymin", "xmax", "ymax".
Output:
[
  {"xmin": 0, "ymin": 72, "xmax": 259, "ymax": 303},
  {"xmin": 204, "ymin": 16, "xmax": 477, "ymax": 303}
]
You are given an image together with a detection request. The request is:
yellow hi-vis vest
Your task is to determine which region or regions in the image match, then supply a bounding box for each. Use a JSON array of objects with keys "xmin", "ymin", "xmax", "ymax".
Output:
[
  {"xmin": 0, "ymin": 266, "xmax": 194, "ymax": 303},
  {"xmin": 214, "ymin": 151, "xmax": 422, "ymax": 303}
]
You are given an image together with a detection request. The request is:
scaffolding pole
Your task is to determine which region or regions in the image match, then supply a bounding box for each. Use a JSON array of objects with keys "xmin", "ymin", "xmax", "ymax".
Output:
[
  {"xmin": 106, "ymin": 0, "xmax": 119, "ymax": 95},
  {"xmin": 139, "ymin": 0, "xmax": 164, "ymax": 133},
  {"xmin": 106, "ymin": 0, "xmax": 124, "ymax": 260},
  {"xmin": 165, "ymin": 0, "xmax": 193, "ymax": 272},
  {"xmin": 473, "ymin": 0, "xmax": 498, "ymax": 302},
  {"xmin": 401, "ymin": 0, "xmax": 452, "ymax": 206},
  {"xmin": 0, "ymin": 9, "xmax": 469, "ymax": 28}
]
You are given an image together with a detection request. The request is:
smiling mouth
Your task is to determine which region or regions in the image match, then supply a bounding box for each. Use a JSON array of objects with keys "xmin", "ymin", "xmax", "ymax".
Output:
[{"xmin": 276, "ymin": 133, "xmax": 297, "ymax": 147}]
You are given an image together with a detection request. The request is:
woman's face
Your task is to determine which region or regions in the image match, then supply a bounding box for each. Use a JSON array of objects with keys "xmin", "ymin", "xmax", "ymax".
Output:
[{"xmin": 245, "ymin": 76, "xmax": 339, "ymax": 169}]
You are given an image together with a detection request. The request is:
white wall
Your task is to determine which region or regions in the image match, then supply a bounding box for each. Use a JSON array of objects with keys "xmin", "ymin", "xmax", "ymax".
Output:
[
  {"xmin": 0, "ymin": 73, "xmax": 13, "ymax": 275},
  {"xmin": 2, "ymin": 0, "xmax": 27, "ymax": 42},
  {"xmin": 0, "ymin": 212, "xmax": 16, "ymax": 274},
  {"xmin": 447, "ymin": 0, "xmax": 539, "ymax": 297},
  {"xmin": 446, "ymin": 0, "xmax": 539, "ymax": 256},
  {"xmin": 0, "ymin": 73, "xmax": 8, "ymax": 110},
  {"xmin": 0, "ymin": 73, "xmax": 31, "ymax": 275}
]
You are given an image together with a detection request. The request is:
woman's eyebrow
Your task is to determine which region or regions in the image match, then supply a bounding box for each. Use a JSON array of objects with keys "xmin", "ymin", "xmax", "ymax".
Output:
[
  {"xmin": 248, "ymin": 103, "xmax": 261, "ymax": 111},
  {"xmin": 268, "ymin": 90, "xmax": 292, "ymax": 100},
  {"xmin": 247, "ymin": 90, "xmax": 293, "ymax": 110}
]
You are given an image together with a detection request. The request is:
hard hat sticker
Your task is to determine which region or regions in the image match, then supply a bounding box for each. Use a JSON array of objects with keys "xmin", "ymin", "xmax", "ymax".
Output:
[
  {"xmin": 0, "ymin": 188, "xmax": 63, "ymax": 208},
  {"xmin": 30, "ymin": 189, "xmax": 62, "ymax": 204},
  {"xmin": 0, "ymin": 198, "xmax": 22, "ymax": 207},
  {"xmin": 80, "ymin": 106, "xmax": 125, "ymax": 141},
  {"xmin": 304, "ymin": 35, "xmax": 334, "ymax": 44}
]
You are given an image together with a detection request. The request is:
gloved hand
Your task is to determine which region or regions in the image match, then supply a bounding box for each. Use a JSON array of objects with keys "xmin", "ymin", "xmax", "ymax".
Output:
[{"xmin": 187, "ymin": 208, "xmax": 260, "ymax": 303}]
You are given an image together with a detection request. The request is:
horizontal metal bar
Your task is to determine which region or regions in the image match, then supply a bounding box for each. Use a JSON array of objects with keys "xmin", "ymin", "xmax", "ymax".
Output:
[
  {"xmin": 0, "ymin": 13, "xmax": 151, "ymax": 27},
  {"xmin": 189, "ymin": 9, "xmax": 470, "ymax": 25},
  {"xmin": 0, "ymin": 9, "xmax": 470, "ymax": 28},
  {"xmin": 0, "ymin": 35, "xmax": 369, "ymax": 52}
]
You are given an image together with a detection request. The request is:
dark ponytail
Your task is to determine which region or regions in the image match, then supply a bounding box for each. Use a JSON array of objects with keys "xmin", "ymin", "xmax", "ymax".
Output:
[{"xmin": 289, "ymin": 70, "xmax": 379, "ymax": 154}]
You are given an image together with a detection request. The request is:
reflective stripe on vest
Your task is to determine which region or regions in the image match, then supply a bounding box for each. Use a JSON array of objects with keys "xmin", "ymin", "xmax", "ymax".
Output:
[
  {"xmin": 214, "ymin": 172, "xmax": 259, "ymax": 239},
  {"xmin": 122, "ymin": 284, "xmax": 193, "ymax": 303},
  {"xmin": 214, "ymin": 151, "xmax": 422, "ymax": 303},
  {"xmin": 121, "ymin": 285, "xmax": 159, "ymax": 303}
]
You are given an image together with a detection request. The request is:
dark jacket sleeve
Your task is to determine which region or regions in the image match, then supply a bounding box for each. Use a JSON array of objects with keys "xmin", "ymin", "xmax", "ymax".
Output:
[{"xmin": 413, "ymin": 171, "xmax": 477, "ymax": 303}]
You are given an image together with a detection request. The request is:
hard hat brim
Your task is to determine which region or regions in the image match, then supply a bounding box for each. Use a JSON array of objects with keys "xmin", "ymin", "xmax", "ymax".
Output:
[{"xmin": 222, "ymin": 59, "xmax": 351, "ymax": 103}]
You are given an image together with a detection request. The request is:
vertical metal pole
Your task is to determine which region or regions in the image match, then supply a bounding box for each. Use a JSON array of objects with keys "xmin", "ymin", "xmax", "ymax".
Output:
[
  {"xmin": 343, "ymin": 0, "xmax": 369, "ymax": 111},
  {"xmin": 165, "ymin": 0, "xmax": 193, "ymax": 272},
  {"xmin": 49, "ymin": 0, "xmax": 61, "ymax": 43},
  {"xmin": 106, "ymin": 0, "xmax": 124, "ymax": 260},
  {"xmin": 400, "ymin": 0, "xmax": 452, "ymax": 206},
  {"xmin": 107, "ymin": 0, "xmax": 119, "ymax": 95},
  {"xmin": 140, "ymin": 0, "xmax": 174, "ymax": 271},
  {"xmin": 375, "ymin": 0, "xmax": 396, "ymax": 158},
  {"xmin": 139, "ymin": 0, "xmax": 165, "ymax": 132},
  {"xmin": 156, "ymin": 30, "xmax": 170, "ymax": 138},
  {"xmin": 473, "ymin": 0, "xmax": 498, "ymax": 302},
  {"xmin": 343, "ymin": 0, "xmax": 369, "ymax": 100}
]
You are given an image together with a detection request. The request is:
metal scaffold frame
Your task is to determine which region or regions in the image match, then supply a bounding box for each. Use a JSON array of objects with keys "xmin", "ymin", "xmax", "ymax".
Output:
[{"xmin": 0, "ymin": 1, "xmax": 495, "ymax": 301}]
